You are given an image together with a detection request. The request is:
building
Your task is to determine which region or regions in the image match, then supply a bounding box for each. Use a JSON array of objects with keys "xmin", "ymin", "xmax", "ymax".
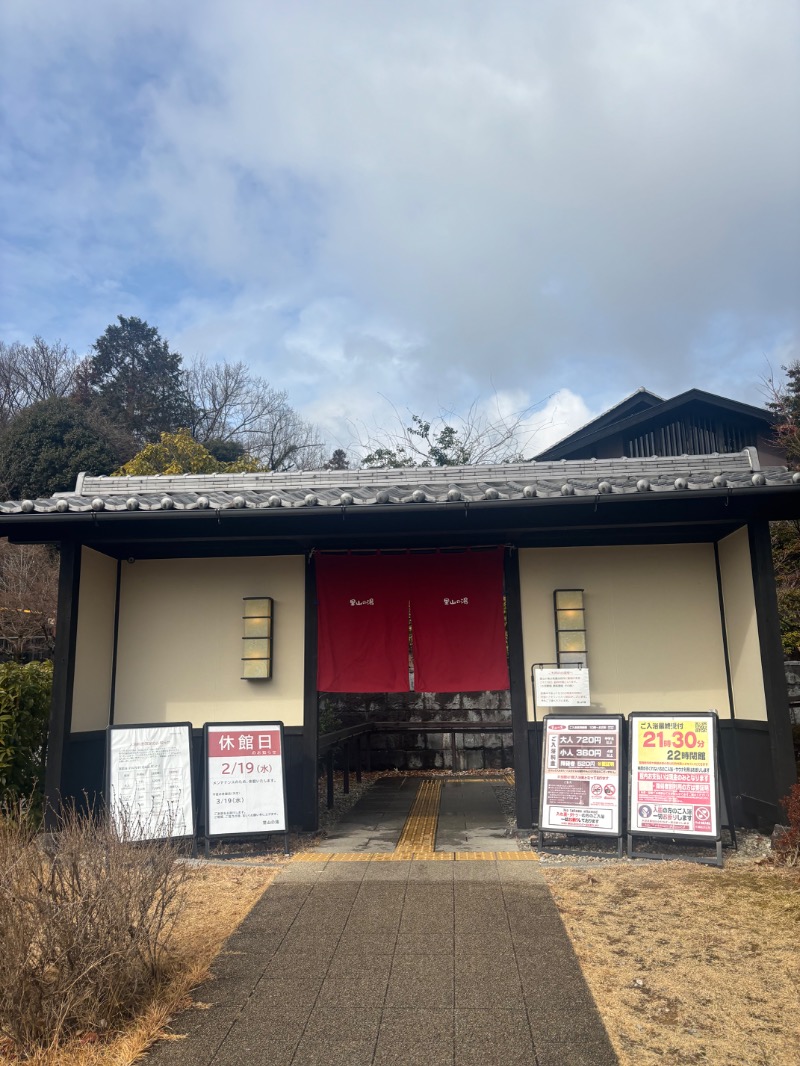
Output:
[
  {"xmin": 1, "ymin": 434, "xmax": 798, "ymax": 834},
  {"xmin": 535, "ymin": 387, "xmax": 783, "ymax": 464}
]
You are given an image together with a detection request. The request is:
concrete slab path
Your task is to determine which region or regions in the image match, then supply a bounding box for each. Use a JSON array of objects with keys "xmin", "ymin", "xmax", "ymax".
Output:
[
  {"xmin": 436, "ymin": 780, "xmax": 511, "ymax": 852},
  {"xmin": 146, "ymin": 857, "xmax": 618, "ymax": 1066},
  {"xmin": 317, "ymin": 777, "xmax": 514, "ymax": 854},
  {"xmin": 315, "ymin": 777, "xmax": 418, "ymax": 852}
]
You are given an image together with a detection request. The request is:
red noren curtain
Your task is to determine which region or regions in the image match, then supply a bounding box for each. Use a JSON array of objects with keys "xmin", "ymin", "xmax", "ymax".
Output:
[
  {"xmin": 410, "ymin": 548, "xmax": 509, "ymax": 692},
  {"xmin": 316, "ymin": 553, "xmax": 410, "ymax": 692}
]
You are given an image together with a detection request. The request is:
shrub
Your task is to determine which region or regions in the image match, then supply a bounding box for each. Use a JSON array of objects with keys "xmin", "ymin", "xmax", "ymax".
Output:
[
  {"xmin": 0, "ymin": 803, "xmax": 188, "ymax": 1053},
  {"xmin": 0, "ymin": 660, "xmax": 52, "ymax": 813},
  {"xmin": 773, "ymin": 782, "xmax": 800, "ymax": 867}
]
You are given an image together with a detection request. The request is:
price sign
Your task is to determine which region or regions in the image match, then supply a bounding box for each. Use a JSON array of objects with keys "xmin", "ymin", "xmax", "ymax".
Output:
[
  {"xmin": 534, "ymin": 668, "xmax": 591, "ymax": 707},
  {"xmin": 629, "ymin": 713, "xmax": 719, "ymax": 838},
  {"xmin": 107, "ymin": 723, "xmax": 195, "ymax": 841},
  {"xmin": 204, "ymin": 722, "xmax": 287, "ymax": 838},
  {"xmin": 539, "ymin": 715, "xmax": 623, "ymax": 836}
]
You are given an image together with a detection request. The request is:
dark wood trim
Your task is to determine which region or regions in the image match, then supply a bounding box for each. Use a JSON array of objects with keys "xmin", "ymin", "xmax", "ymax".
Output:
[
  {"xmin": 713, "ymin": 537, "xmax": 742, "ymax": 824},
  {"xmin": 44, "ymin": 541, "xmax": 82, "ymax": 827},
  {"xmin": 8, "ymin": 483, "xmax": 800, "ymax": 553},
  {"xmin": 536, "ymin": 388, "xmax": 776, "ymax": 460},
  {"xmin": 108, "ymin": 559, "xmax": 122, "ymax": 725},
  {"xmin": 713, "ymin": 540, "xmax": 736, "ymax": 721},
  {"xmin": 301, "ymin": 552, "xmax": 319, "ymax": 830},
  {"xmin": 748, "ymin": 521, "xmax": 798, "ymax": 800},
  {"xmin": 505, "ymin": 547, "xmax": 533, "ymax": 828}
]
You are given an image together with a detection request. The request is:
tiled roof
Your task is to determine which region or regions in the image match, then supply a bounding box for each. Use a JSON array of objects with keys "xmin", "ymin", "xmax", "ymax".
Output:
[{"xmin": 1, "ymin": 450, "xmax": 798, "ymax": 515}]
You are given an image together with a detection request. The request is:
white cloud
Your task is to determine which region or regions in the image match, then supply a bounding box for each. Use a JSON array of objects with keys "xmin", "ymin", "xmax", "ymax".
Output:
[{"xmin": 2, "ymin": 0, "xmax": 798, "ymax": 445}]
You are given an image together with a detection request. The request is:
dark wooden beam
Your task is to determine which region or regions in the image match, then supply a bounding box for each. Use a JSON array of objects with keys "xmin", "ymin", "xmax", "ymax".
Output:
[
  {"xmin": 301, "ymin": 553, "xmax": 319, "ymax": 831},
  {"xmin": 44, "ymin": 541, "xmax": 82, "ymax": 827},
  {"xmin": 748, "ymin": 521, "xmax": 798, "ymax": 803},
  {"xmin": 505, "ymin": 548, "xmax": 534, "ymax": 828},
  {"xmin": 108, "ymin": 559, "xmax": 122, "ymax": 725}
]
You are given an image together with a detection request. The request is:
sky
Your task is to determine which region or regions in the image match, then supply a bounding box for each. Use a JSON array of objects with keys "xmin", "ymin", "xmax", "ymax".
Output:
[{"xmin": 1, "ymin": 1, "xmax": 799, "ymax": 458}]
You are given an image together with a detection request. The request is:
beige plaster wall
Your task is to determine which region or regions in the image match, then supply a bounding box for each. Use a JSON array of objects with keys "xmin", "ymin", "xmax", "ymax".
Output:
[
  {"xmin": 113, "ymin": 556, "xmax": 306, "ymax": 728},
  {"xmin": 71, "ymin": 548, "xmax": 117, "ymax": 732},
  {"xmin": 519, "ymin": 544, "xmax": 731, "ymax": 719},
  {"xmin": 717, "ymin": 526, "xmax": 768, "ymax": 721}
]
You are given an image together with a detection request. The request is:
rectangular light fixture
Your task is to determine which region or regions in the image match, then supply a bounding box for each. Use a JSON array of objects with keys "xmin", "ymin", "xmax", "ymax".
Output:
[
  {"xmin": 554, "ymin": 589, "xmax": 587, "ymax": 667},
  {"xmin": 242, "ymin": 597, "xmax": 273, "ymax": 679}
]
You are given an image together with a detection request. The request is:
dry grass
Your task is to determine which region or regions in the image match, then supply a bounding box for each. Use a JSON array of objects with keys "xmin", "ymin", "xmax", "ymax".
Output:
[
  {"xmin": 0, "ymin": 863, "xmax": 279, "ymax": 1066},
  {"xmin": 544, "ymin": 862, "xmax": 800, "ymax": 1066}
]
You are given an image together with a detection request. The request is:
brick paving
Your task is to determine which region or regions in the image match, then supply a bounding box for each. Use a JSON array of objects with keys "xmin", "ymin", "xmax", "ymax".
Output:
[{"xmin": 146, "ymin": 856, "xmax": 618, "ymax": 1065}]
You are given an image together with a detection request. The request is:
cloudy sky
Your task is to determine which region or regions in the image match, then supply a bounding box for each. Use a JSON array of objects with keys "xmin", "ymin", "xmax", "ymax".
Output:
[{"xmin": 2, "ymin": 1, "xmax": 798, "ymax": 456}]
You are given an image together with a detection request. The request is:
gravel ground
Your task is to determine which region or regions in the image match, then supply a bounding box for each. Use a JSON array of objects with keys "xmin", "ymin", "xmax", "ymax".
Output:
[{"xmin": 527, "ymin": 824, "xmax": 773, "ymax": 867}]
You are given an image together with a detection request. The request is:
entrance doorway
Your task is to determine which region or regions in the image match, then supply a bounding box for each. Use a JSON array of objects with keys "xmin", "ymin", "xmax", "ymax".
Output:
[{"xmin": 313, "ymin": 546, "xmax": 518, "ymax": 833}]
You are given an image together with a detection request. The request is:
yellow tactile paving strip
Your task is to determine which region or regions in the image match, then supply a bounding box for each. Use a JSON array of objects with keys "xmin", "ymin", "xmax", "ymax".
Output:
[
  {"xmin": 291, "ymin": 851, "xmax": 539, "ymax": 863},
  {"xmin": 292, "ymin": 776, "xmax": 538, "ymax": 862},
  {"xmin": 395, "ymin": 779, "xmax": 441, "ymax": 854}
]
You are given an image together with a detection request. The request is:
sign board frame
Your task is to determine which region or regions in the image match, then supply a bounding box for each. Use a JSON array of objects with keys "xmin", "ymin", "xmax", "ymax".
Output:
[
  {"xmin": 106, "ymin": 722, "xmax": 196, "ymax": 843},
  {"xmin": 203, "ymin": 721, "xmax": 290, "ymax": 855},
  {"xmin": 627, "ymin": 711, "xmax": 724, "ymax": 867},
  {"xmin": 537, "ymin": 713, "xmax": 624, "ymax": 857}
]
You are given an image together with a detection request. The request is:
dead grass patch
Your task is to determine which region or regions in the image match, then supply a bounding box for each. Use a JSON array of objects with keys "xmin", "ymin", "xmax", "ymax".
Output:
[
  {"xmin": 0, "ymin": 863, "xmax": 279, "ymax": 1066},
  {"xmin": 543, "ymin": 862, "xmax": 800, "ymax": 1066}
]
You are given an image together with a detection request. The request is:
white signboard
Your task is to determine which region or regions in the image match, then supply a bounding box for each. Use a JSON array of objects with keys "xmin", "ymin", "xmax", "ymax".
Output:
[
  {"xmin": 107, "ymin": 724, "xmax": 195, "ymax": 840},
  {"xmin": 540, "ymin": 715, "xmax": 622, "ymax": 835},
  {"xmin": 205, "ymin": 722, "xmax": 287, "ymax": 838},
  {"xmin": 534, "ymin": 667, "xmax": 591, "ymax": 707},
  {"xmin": 629, "ymin": 713, "xmax": 719, "ymax": 838}
]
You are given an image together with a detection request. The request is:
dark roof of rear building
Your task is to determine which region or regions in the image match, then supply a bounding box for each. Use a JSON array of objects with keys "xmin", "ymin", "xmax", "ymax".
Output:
[{"xmin": 534, "ymin": 388, "xmax": 778, "ymax": 462}]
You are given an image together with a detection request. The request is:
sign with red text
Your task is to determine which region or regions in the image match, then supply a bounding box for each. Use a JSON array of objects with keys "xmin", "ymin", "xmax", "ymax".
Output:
[
  {"xmin": 107, "ymin": 724, "xmax": 195, "ymax": 841},
  {"xmin": 629, "ymin": 713, "xmax": 719, "ymax": 838},
  {"xmin": 539, "ymin": 715, "xmax": 622, "ymax": 835},
  {"xmin": 534, "ymin": 668, "xmax": 591, "ymax": 707},
  {"xmin": 204, "ymin": 722, "xmax": 287, "ymax": 838}
]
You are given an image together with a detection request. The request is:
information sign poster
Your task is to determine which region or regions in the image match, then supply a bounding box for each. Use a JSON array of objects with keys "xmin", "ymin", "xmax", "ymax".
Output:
[
  {"xmin": 539, "ymin": 715, "xmax": 622, "ymax": 835},
  {"xmin": 107, "ymin": 724, "xmax": 195, "ymax": 841},
  {"xmin": 534, "ymin": 668, "xmax": 591, "ymax": 707},
  {"xmin": 629, "ymin": 713, "xmax": 719, "ymax": 838},
  {"xmin": 205, "ymin": 722, "xmax": 287, "ymax": 838}
]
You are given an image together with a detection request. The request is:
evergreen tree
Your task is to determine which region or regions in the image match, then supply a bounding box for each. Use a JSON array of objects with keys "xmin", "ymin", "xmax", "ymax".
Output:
[
  {"xmin": 89, "ymin": 316, "xmax": 194, "ymax": 443},
  {"xmin": 769, "ymin": 362, "xmax": 800, "ymax": 657},
  {"xmin": 0, "ymin": 398, "xmax": 125, "ymax": 499}
]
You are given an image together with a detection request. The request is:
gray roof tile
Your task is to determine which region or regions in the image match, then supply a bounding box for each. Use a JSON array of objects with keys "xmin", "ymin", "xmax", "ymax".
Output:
[{"xmin": 1, "ymin": 450, "xmax": 796, "ymax": 515}]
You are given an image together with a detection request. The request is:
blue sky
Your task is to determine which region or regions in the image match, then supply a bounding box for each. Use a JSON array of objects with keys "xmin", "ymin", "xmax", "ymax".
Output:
[{"xmin": 2, "ymin": 1, "xmax": 798, "ymax": 455}]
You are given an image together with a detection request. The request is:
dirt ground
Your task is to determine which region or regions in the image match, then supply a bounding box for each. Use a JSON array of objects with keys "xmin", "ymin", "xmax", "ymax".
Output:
[{"xmin": 544, "ymin": 861, "xmax": 800, "ymax": 1066}]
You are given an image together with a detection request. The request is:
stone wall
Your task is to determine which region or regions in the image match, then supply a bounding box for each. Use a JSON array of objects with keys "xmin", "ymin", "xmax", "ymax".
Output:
[
  {"xmin": 785, "ymin": 662, "xmax": 800, "ymax": 726},
  {"xmin": 318, "ymin": 690, "xmax": 513, "ymax": 771}
]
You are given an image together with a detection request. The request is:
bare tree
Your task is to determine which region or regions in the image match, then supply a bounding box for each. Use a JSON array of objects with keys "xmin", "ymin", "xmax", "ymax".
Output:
[
  {"xmin": 0, "ymin": 338, "xmax": 85, "ymax": 428},
  {"xmin": 355, "ymin": 396, "xmax": 555, "ymax": 468},
  {"xmin": 185, "ymin": 358, "xmax": 327, "ymax": 470},
  {"xmin": 0, "ymin": 541, "xmax": 58, "ymax": 659}
]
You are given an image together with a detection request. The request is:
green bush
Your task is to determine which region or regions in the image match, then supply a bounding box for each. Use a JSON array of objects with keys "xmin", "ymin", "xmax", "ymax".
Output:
[{"xmin": 0, "ymin": 660, "xmax": 52, "ymax": 811}]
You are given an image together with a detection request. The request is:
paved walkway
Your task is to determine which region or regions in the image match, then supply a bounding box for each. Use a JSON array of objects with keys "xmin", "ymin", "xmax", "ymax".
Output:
[
  {"xmin": 146, "ymin": 856, "xmax": 618, "ymax": 1065},
  {"xmin": 316, "ymin": 777, "xmax": 419, "ymax": 852},
  {"xmin": 317, "ymin": 777, "xmax": 515, "ymax": 854}
]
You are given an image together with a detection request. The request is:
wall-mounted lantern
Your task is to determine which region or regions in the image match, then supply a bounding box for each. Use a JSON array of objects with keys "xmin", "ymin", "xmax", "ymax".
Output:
[
  {"xmin": 242, "ymin": 597, "xmax": 273, "ymax": 679},
  {"xmin": 553, "ymin": 589, "xmax": 587, "ymax": 667}
]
